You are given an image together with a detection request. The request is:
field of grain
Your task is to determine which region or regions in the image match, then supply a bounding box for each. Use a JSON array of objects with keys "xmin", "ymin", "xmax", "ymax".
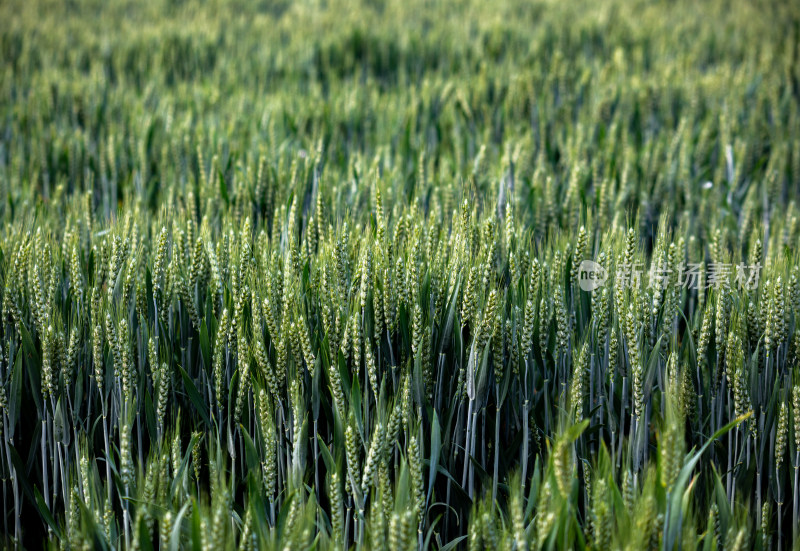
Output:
[{"xmin": 1, "ymin": 0, "xmax": 800, "ymax": 548}]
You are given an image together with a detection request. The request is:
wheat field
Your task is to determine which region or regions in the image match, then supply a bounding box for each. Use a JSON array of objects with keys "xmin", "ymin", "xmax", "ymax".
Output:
[{"xmin": 1, "ymin": 0, "xmax": 800, "ymax": 548}]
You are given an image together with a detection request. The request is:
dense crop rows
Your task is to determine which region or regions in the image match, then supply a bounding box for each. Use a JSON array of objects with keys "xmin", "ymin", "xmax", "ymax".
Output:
[{"xmin": 2, "ymin": 0, "xmax": 800, "ymax": 548}]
